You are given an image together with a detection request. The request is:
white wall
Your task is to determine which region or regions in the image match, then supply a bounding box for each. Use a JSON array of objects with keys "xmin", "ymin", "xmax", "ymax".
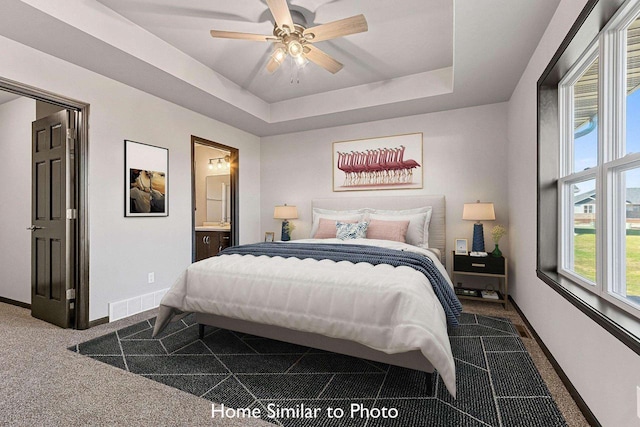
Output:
[
  {"xmin": 507, "ymin": 1, "xmax": 640, "ymax": 425},
  {"xmin": 260, "ymin": 103, "xmax": 510, "ymax": 270},
  {"xmin": 0, "ymin": 35, "xmax": 261, "ymax": 321},
  {"xmin": 0, "ymin": 97, "xmax": 35, "ymax": 304}
]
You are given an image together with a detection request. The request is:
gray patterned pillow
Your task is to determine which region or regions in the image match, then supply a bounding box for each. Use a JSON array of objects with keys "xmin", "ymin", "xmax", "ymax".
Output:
[{"xmin": 336, "ymin": 221, "xmax": 369, "ymax": 240}]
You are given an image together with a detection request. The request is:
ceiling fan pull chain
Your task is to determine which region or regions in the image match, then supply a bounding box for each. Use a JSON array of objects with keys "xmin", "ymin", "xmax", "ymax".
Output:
[{"xmin": 289, "ymin": 55, "xmax": 301, "ymax": 84}]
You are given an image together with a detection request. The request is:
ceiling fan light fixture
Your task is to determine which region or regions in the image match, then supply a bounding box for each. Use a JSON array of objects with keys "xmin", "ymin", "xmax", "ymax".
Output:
[
  {"xmin": 287, "ymin": 40, "xmax": 303, "ymax": 57},
  {"xmin": 294, "ymin": 54, "xmax": 308, "ymax": 67},
  {"xmin": 209, "ymin": 1, "xmax": 368, "ymax": 75},
  {"xmin": 272, "ymin": 46, "xmax": 286, "ymax": 64}
]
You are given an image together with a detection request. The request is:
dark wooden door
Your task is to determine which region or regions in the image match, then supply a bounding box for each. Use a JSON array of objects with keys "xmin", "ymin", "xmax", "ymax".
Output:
[{"xmin": 31, "ymin": 110, "xmax": 75, "ymax": 328}]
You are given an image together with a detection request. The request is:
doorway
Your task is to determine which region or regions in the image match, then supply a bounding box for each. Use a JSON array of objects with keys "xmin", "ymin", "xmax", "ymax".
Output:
[
  {"xmin": 0, "ymin": 77, "xmax": 89, "ymax": 329},
  {"xmin": 191, "ymin": 136, "xmax": 239, "ymax": 261}
]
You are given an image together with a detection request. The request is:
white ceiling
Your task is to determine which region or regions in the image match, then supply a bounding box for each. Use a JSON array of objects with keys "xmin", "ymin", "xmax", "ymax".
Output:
[
  {"xmin": 96, "ymin": 0, "xmax": 454, "ymax": 103},
  {"xmin": 0, "ymin": 0, "xmax": 561, "ymax": 136}
]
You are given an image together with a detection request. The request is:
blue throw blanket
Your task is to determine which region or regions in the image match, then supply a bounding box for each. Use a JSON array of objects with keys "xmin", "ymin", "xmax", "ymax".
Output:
[{"xmin": 220, "ymin": 242, "xmax": 462, "ymax": 327}]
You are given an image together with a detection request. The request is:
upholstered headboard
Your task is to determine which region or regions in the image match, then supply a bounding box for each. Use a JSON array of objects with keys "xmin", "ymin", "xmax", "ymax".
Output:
[{"xmin": 311, "ymin": 195, "xmax": 446, "ymax": 263}]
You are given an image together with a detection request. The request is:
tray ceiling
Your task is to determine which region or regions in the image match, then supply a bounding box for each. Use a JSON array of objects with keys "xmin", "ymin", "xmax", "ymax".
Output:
[{"xmin": 0, "ymin": 0, "xmax": 562, "ymax": 136}]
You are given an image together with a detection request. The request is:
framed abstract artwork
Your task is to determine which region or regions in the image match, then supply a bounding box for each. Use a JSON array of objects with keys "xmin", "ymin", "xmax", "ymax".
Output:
[
  {"xmin": 125, "ymin": 140, "xmax": 168, "ymax": 217},
  {"xmin": 332, "ymin": 132, "xmax": 423, "ymax": 192}
]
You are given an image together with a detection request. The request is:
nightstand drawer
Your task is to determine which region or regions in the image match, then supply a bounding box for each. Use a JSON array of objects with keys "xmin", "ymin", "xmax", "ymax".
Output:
[{"xmin": 454, "ymin": 254, "xmax": 505, "ymax": 275}]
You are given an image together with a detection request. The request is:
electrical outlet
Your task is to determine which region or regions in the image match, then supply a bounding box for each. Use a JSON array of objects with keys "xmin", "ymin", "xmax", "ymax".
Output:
[
  {"xmin": 148, "ymin": 272, "xmax": 155, "ymax": 284},
  {"xmin": 637, "ymin": 386, "xmax": 640, "ymax": 419}
]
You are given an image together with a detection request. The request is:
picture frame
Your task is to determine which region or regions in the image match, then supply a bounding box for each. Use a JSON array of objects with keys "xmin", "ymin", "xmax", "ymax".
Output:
[
  {"xmin": 125, "ymin": 140, "xmax": 168, "ymax": 217},
  {"xmin": 264, "ymin": 232, "xmax": 275, "ymax": 242},
  {"xmin": 455, "ymin": 238, "xmax": 469, "ymax": 255},
  {"xmin": 332, "ymin": 132, "xmax": 423, "ymax": 192}
]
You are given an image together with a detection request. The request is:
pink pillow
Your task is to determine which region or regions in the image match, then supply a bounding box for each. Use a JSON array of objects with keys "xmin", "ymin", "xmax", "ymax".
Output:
[
  {"xmin": 313, "ymin": 218, "xmax": 357, "ymax": 239},
  {"xmin": 366, "ymin": 219, "xmax": 410, "ymax": 243}
]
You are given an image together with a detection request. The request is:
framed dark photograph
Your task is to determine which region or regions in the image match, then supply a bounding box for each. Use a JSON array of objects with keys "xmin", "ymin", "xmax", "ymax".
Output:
[{"xmin": 125, "ymin": 140, "xmax": 168, "ymax": 217}]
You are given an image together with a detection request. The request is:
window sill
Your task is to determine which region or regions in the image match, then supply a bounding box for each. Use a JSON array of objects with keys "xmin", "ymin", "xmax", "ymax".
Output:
[{"xmin": 537, "ymin": 269, "xmax": 640, "ymax": 356}]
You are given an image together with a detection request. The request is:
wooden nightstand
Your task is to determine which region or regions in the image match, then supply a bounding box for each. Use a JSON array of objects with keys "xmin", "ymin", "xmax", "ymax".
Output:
[{"xmin": 451, "ymin": 251, "xmax": 508, "ymax": 309}]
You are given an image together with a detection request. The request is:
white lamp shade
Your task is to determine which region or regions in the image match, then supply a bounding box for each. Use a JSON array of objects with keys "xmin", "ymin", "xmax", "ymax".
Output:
[
  {"xmin": 274, "ymin": 205, "xmax": 298, "ymax": 220},
  {"xmin": 462, "ymin": 202, "xmax": 495, "ymax": 221}
]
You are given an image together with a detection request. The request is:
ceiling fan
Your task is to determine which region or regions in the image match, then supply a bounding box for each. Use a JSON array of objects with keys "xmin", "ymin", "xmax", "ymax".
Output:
[{"xmin": 209, "ymin": 0, "xmax": 368, "ymax": 74}]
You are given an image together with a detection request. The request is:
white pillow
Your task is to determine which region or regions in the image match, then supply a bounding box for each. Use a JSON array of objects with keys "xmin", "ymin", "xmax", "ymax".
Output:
[
  {"xmin": 368, "ymin": 206, "xmax": 432, "ymax": 246},
  {"xmin": 310, "ymin": 208, "xmax": 366, "ymax": 238}
]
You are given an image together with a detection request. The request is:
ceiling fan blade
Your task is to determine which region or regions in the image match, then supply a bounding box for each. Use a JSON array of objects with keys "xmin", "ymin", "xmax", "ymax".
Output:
[
  {"xmin": 266, "ymin": 57, "xmax": 283, "ymax": 73},
  {"xmin": 303, "ymin": 14, "xmax": 368, "ymax": 43},
  {"xmin": 266, "ymin": 0, "xmax": 295, "ymax": 31},
  {"xmin": 210, "ymin": 30, "xmax": 276, "ymax": 42},
  {"xmin": 304, "ymin": 45, "xmax": 343, "ymax": 74}
]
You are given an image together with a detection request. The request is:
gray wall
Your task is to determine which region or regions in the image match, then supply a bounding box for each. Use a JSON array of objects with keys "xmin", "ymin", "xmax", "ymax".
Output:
[
  {"xmin": 507, "ymin": 0, "xmax": 640, "ymax": 425},
  {"xmin": 0, "ymin": 35, "xmax": 261, "ymax": 321},
  {"xmin": 260, "ymin": 102, "xmax": 510, "ymax": 272},
  {"xmin": 0, "ymin": 97, "xmax": 35, "ymax": 304}
]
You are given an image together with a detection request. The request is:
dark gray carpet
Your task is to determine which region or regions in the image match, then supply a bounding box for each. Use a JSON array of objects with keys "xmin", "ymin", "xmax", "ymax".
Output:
[{"xmin": 69, "ymin": 313, "xmax": 567, "ymax": 426}]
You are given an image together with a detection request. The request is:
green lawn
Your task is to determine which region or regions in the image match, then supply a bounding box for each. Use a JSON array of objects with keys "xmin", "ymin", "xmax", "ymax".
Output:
[{"xmin": 574, "ymin": 233, "xmax": 640, "ymax": 296}]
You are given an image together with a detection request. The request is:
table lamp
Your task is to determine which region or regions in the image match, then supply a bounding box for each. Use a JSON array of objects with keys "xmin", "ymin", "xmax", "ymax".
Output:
[
  {"xmin": 462, "ymin": 201, "xmax": 495, "ymax": 252},
  {"xmin": 274, "ymin": 204, "xmax": 298, "ymax": 241}
]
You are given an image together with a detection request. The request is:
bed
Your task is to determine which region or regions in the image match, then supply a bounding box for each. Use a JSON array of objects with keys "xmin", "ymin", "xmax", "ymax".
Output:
[{"xmin": 153, "ymin": 195, "xmax": 461, "ymax": 396}]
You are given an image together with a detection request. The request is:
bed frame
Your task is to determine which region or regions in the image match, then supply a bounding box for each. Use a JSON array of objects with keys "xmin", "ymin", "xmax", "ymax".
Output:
[{"xmin": 197, "ymin": 195, "xmax": 446, "ymax": 390}]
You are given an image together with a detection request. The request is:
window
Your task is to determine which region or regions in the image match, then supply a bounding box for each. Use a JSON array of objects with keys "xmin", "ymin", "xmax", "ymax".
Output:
[
  {"xmin": 559, "ymin": 48, "xmax": 599, "ymax": 288},
  {"xmin": 557, "ymin": 1, "xmax": 640, "ymax": 316},
  {"xmin": 625, "ymin": 16, "xmax": 640, "ymax": 155},
  {"xmin": 538, "ymin": 0, "xmax": 640, "ymax": 355}
]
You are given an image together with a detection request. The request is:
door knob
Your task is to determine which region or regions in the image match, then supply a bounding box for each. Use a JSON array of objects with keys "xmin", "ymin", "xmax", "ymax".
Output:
[{"xmin": 26, "ymin": 225, "xmax": 46, "ymax": 231}]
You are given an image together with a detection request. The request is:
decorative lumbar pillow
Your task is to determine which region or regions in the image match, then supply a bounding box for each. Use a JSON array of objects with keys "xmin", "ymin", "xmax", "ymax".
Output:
[
  {"xmin": 336, "ymin": 221, "xmax": 369, "ymax": 240},
  {"xmin": 368, "ymin": 206, "xmax": 432, "ymax": 246},
  {"xmin": 313, "ymin": 218, "xmax": 357, "ymax": 239},
  {"xmin": 310, "ymin": 208, "xmax": 365, "ymax": 238},
  {"xmin": 366, "ymin": 219, "xmax": 410, "ymax": 243}
]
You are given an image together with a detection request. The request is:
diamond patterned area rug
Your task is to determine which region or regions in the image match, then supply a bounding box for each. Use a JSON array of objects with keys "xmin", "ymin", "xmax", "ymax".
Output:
[{"xmin": 69, "ymin": 313, "xmax": 567, "ymax": 426}]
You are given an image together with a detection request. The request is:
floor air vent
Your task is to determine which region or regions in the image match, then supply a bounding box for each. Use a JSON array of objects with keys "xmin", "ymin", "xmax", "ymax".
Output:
[{"xmin": 515, "ymin": 324, "xmax": 531, "ymax": 338}]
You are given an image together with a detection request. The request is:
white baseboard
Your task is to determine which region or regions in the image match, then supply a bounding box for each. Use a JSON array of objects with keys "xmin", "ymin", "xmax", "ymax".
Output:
[{"xmin": 108, "ymin": 288, "xmax": 169, "ymax": 322}]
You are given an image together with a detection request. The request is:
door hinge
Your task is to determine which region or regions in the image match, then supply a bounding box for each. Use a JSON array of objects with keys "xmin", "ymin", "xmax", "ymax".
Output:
[
  {"xmin": 66, "ymin": 289, "xmax": 75, "ymax": 300},
  {"xmin": 66, "ymin": 209, "xmax": 77, "ymax": 220},
  {"xmin": 66, "ymin": 128, "xmax": 77, "ymax": 140}
]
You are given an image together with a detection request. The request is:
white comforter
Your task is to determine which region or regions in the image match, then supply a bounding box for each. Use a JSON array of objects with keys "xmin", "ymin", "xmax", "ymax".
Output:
[{"xmin": 156, "ymin": 238, "xmax": 457, "ymax": 396}]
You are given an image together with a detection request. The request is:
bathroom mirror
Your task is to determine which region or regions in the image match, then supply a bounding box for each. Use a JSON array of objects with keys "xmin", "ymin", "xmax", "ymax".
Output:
[{"xmin": 206, "ymin": 175, "xmax": 231, "ymax": 223}]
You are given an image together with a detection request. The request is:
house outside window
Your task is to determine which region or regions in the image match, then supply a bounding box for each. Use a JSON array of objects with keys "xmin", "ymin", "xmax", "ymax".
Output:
[{"xmin": 558, "ymin": 0, "xmax": 640, "ymax": 316}]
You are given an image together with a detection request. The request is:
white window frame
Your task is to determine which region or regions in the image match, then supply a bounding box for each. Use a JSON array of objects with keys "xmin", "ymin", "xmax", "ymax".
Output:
[
  {"xmin": 558, "ymin": 0, "xmax": 640, "ymax": 318},
  {"xmin": 558, "ymin": 43, "xmax": 599, "ymax": 289}
]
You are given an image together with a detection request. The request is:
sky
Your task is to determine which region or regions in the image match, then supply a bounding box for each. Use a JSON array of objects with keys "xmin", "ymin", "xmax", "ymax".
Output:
[{"xmin": 574, "ymin": 87, "xmax": 640, "ymax": 191}]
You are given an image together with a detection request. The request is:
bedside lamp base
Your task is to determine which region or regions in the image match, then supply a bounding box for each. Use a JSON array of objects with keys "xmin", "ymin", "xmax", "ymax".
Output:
[
  {"xmin": 281, "ymin": 219, "xmax": 291, "ymax": 241},
  {"xmin": 472, "ymin": 223, "xmax": 485, "ymax": 252}
]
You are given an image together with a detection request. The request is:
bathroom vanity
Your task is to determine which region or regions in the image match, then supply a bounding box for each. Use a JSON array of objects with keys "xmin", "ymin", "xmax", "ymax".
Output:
[{"xmin": 195, "ymin": 225, "xmax": 231, "ymax": 261}]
